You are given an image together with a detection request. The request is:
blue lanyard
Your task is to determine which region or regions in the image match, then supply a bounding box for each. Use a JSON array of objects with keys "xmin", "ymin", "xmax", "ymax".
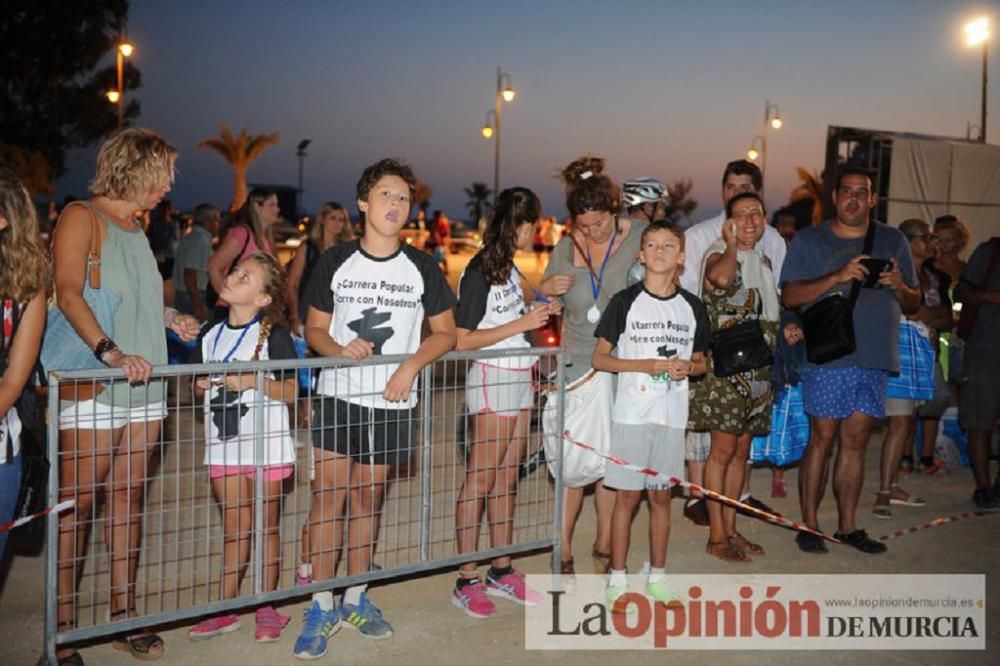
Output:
[
  {"xmin": 510, "ymin": 263, "xmax": 549, "ymax": 304},
  {"xmin": 211, "ymin": 314, "xmax": 261, "ymax": 363},
  {"xmin": 585, "ymin": 224, "xmax": 618, "ymax": 301}
]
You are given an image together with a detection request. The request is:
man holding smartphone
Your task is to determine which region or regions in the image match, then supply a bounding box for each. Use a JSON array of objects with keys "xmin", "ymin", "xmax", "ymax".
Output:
[{"xmin": 780, "ymin": 167, "xmax": 920, "ymax": 555}]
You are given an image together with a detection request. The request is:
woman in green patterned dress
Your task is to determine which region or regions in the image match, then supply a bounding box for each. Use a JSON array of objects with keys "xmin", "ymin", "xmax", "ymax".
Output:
[{"xmin": 689, "ymin": 192, "xmax": 779, "ymax": 563}]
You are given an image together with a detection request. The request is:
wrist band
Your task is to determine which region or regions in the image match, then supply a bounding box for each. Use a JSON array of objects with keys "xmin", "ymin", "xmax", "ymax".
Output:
[{"xmin": 93, "ymin": 338, "xmax": 118, "ymax": 363}]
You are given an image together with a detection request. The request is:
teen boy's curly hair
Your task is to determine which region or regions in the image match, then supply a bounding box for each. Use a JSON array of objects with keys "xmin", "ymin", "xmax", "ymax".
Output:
[{"xmin": 356, "ymin": 158, "xmax": 417, "ymax": 204}]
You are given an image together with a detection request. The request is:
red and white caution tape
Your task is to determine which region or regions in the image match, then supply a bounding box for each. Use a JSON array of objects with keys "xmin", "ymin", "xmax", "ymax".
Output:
[
  {"xmin": 0, "ymin": 499, "xmax": 75, "ymax": 532},
  {"xmin": 876, "ymin": 509, "xmax": 997, "ymax": 543},
  {"xmin": 561, "ymin": 431, "xmax": 842, "ymax": 544}
]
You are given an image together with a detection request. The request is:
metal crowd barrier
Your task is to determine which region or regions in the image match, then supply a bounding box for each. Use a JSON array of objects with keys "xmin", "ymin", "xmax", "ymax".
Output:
[{"xmin": 43, "ymin": 347, "xmax": 566, "ymax": 661}]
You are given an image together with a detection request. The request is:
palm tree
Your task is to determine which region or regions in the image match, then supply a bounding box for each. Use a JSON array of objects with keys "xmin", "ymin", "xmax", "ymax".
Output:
[
  {"xmin": 463, "ymin": 182, "xmax": 492, "ymax": 222},
  {"xmin": 790, "ymin": 167, "xmax": 825, "ymax": 225},
  {"xmin": 414, "ymin": 178, "xmax": 433, "ymax": 217},
  {"xmin": 198, "ymin": 124, "xmax": 280, "ymax": 211},
  {"xmin": 663, "ymin": 178, "xmax": 698, "ymax": 224}
]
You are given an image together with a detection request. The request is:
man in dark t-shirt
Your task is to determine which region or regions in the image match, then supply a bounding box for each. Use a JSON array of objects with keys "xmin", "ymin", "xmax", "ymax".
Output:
[{"xmin": 781, "ymin": 167, "xmax": 920, "ymax": 556}]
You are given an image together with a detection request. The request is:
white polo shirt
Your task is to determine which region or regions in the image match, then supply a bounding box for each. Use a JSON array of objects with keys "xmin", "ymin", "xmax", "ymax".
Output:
[{"xmin": 681, "ymin": 211, "xmax": 787, "ymax": 294}]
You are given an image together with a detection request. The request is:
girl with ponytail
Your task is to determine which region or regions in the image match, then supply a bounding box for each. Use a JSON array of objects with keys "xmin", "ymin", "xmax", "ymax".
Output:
[
  {"xmin": 188, "ymin": 252, "xmax": 299, "ymax": 642},
  {"xmin": 451, "ymin": 187, "xmax": 560, "ymax": 617}
]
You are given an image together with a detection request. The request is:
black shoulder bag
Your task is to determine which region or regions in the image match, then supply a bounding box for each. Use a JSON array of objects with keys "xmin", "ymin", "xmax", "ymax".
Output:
[{"xmin": 800, "ymin": 221, "xmax": 877, "ymax": 365}]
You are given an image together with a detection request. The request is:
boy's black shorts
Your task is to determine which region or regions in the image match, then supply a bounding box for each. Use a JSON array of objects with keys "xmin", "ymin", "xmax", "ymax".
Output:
[{"xmin": 311, "ymin": 397, "xmax": 416, "ymax": 466}]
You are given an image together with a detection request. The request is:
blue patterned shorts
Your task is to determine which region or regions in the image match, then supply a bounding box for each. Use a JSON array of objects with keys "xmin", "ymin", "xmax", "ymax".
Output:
[{"xmin": 801, "ymin": 366, "xmax": 887, "ymax": 420}]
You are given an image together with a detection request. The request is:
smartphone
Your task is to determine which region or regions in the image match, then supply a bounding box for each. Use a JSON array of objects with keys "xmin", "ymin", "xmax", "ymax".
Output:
[{"xmin": 859, "ymin": 258, "xmax": 892, "ymax": 288}]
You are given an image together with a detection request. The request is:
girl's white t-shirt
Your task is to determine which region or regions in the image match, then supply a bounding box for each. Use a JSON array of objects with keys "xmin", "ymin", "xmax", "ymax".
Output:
[{"xmin": 191, "ymin": 319, "xmax": 297, "ymax": 468}]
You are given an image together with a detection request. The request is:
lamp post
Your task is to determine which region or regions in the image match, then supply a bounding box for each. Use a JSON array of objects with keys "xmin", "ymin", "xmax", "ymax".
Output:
[
  {"xmin": 747, "ymin": 135, "xmax": 764, "ymax": 163},
  {"xmin": 480, "ymin": 68, "xmax": 516, "ymax": 205},
  {"xmin": 964, "ymin": 17, "xmax": 990, "ymax": 142},
  {"xmin": 105, "ymin": 41, "xmax": 133, "ymax": 127},
  {"xmin": 296, "ymin": 139, "xmax": 311, "ymax": 217},
  {"xmin": 760, "ymin": 99, "xmax": 783, "ymax": 199}
]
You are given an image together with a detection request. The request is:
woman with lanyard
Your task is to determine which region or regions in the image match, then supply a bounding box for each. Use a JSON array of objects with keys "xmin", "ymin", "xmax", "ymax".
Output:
[{"xmin": 540, "ymin": 156, "xmax": 647, "ymax": 580}]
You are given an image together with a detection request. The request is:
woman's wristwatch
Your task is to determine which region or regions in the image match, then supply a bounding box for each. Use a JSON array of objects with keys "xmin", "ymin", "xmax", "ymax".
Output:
[{"xmin": 93, "ymin": 337, "xmax": 119, "ymax": 364}]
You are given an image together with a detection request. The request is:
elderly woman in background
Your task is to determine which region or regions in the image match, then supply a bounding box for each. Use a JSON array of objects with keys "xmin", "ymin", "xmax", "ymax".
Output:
[{"xmin": 52, "ymin": 128, "xmax": 198, "ymax": 664}]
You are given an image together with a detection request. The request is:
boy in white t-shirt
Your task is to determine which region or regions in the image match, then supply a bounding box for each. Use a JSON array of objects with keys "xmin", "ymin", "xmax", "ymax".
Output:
[
  {"xmin": 592, "ymin": 221, "xmax": 709, "ymax": 608},
  {"xmin": 295, "ymin": 159, "xmax": 456, "ymax": 659}
]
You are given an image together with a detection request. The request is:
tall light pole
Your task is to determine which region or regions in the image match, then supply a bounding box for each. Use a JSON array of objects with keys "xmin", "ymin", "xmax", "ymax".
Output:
[
  {"xmin": 965, "ymin": 17, "xmax": 990, "ymax": 142},
  {"xmin": 760, "ymin": 99, "xmax": 783, "ymax": 199},
  {"xmin": 296, "ymin": 139, "xmax": 311, "ymax": 217},
  {"xmin": 106, "ymin": 41, "xmax": 134, "ymax": 127},
  {"xmin": 480, "ymin": 68, "xmax": 516, "ymax": 205}
]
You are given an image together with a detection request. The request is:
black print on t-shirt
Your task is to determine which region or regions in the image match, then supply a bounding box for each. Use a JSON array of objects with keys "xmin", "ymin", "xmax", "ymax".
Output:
[
  {"xmin": 656, "ymin": 345, "xmax": 677, "ymax": 359},
  {"xmin": 348, "ymin": 307, "xmax": 394, "ymax": 354},
  {"xmin": 210, "ymin": 389, "xmax": 248, "ymax": 441}
]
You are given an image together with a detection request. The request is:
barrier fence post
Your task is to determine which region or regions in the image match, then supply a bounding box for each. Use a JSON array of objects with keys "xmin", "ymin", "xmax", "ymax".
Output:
[
  {"xmin": 253, "ymin": 368, "xmax": 265, "ymax": 595},
  {"xmin": 44, "ymin": 377, "xmax": 60, "ymax": 665},
  {"xmin": 551, "ymin": 352, "xmax": 566, "ymax": 576},
  {"xmin": 418, "ymin": 363, "xmax": 433, "ymax": 561}
]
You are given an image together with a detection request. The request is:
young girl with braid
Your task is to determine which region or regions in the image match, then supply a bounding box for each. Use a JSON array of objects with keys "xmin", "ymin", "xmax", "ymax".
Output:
[{"xmin": 187, "ymin": 252, "xmax": 299, "ymax": 643}]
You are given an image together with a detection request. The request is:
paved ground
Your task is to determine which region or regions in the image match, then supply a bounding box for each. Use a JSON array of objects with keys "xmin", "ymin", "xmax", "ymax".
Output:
[
  {"xmin": 3, "ymin": 249, "xmax": 997, "ymax": 664},
  {"xmin": 2, "ymin": 427, "xmax": 997, "ymax": 665}
]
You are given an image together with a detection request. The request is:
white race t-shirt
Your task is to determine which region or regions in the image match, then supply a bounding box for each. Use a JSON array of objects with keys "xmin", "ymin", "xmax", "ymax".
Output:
[
  {"xmin": 594, "ymin": 283, "xmax": 710, "ymax": 428},
  {"xmin": 191, "ymin": 320, "xmax": 297, "ymax": 468},
  {"xmin": 455, "ymin": 252, "xmax": 536, "ymax": 369},
  {"xmin": 303, "ymin": 241, "xmax": 455, "ymax": 409}
]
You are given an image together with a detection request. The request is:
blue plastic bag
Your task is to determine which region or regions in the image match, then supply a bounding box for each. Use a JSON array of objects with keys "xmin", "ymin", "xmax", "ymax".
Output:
[{"xmin": 751, "ymin": 384, "xmax": 809, "ymax": 466}]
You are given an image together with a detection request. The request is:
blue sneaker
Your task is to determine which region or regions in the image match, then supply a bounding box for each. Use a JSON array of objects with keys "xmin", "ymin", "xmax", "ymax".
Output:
[
  {"xmin": 339, "ymin": 592, "xmax": 393, "ymax": 639},
  {"xmin": 293, "ymin": 600, "xmax": 341, "ymax": 661}
]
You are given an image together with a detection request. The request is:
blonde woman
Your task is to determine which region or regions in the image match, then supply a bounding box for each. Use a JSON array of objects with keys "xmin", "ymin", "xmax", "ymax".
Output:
[
  {"xmin": 52, "ymin": 128, "xmax": 199, "ymax": 664},
  {"xmin": 287, "ymin": 201, "xmax": 354, "ymax": 334}
]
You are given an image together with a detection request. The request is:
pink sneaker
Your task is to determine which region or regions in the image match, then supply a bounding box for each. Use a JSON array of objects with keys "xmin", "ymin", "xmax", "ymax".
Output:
[
  {"xmin": 254, "ymin": 605, "xmax": 291, "ymax": 642},
  {"xmin": 188, "ymin": 613, "xmax": 241, "ymax": 641},
  {"xmin": 486, "ymin": 569, "xmax": 542, "ymax": 606},
  {"xmin": 451, "ymin": 578, "xmax": 497, "ymax": 619}
]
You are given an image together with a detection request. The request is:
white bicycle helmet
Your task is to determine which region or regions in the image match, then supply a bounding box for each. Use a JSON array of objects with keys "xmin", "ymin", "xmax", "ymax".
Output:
[{"xmin": 622, "ymin": 177, "xmax": 667, "ymax": 207}]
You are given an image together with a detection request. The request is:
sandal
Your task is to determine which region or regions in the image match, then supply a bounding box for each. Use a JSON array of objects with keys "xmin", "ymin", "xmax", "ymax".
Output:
[
  {"xmin": 591, "ymin": 547, "xmax": 612, "ymax": 574},
  {"xmin": 729, "ymin": 532, "xmax": 765, "ymax": 556},
  {"xmin": 890, "ymin": 485, "xmax": 926, "ymax": 507},
  {"xmin": 873, "ymin": 490, "xmax": 892, "ymax": 519},
  {"xmin": 110, "ymin": 610, "xmax": 164, "ymax": 661},
  {"xmin": 560, "ymin": 557, "xmax": 575, "ymax": 575},
  {"xmin": 706, "ymin": 539, "xmax": 750, "ymax": 563},
  {"xmin": 38, "ymin": 653, "xmax": 84, "ymax": 666}
]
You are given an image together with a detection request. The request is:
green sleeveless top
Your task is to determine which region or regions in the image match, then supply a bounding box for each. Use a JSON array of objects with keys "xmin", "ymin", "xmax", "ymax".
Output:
[{"xmin": 87, "ymin": 202, "xmax": 167, "ymax": 408}]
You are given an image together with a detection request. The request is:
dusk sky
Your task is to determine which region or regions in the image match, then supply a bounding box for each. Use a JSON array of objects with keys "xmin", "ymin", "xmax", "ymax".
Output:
[{"xmin": 55, "ymin": 0, "xmax": 998, "ymax": 222}]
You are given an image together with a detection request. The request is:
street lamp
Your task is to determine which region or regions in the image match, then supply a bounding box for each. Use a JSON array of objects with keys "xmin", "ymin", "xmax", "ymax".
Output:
[
  {"xmin": 759, "ymin": 98, "xmax": 783, "ymax": 199},
  {"xmin": 747, "ymin": 135, "xmax": 764, "ymax": 162},
  {"xmin": 964, "ymin": 17, "xmax": 990, "ymax": 142},
  {"xmin": 107, "ymin": 40, "xmax": 134, "ymax": 127},
  {"xmin": 296, "ymin": 139, "xmax": 311, "ymax": 216},
  {"xmin": 481, "ymin": 109, "xmax": 496, "ymax": 139},
  {"xmin": 479, "ymin": 68, "xmax": 516, "ymax": 205}
]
